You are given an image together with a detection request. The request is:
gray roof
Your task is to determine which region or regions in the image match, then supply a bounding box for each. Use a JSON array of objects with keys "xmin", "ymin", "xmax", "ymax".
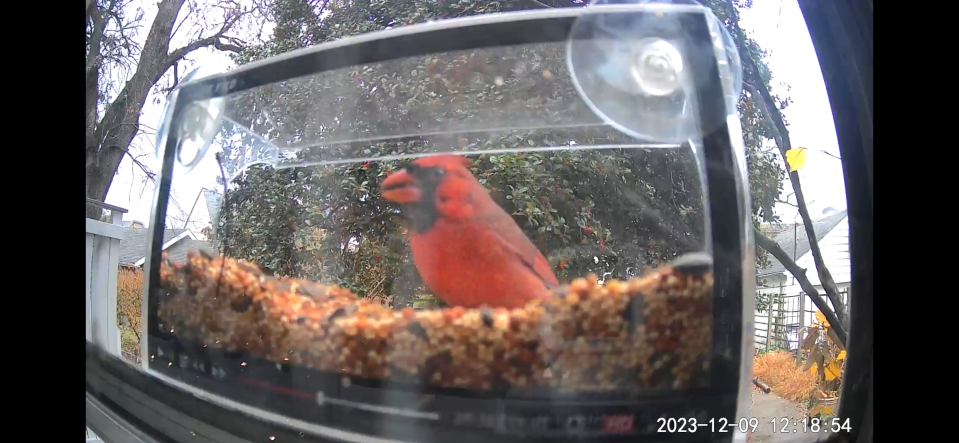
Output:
[
  {"xmin": 119, "ymin": 227, "xmax": 191, "ymax": 264},
  {"xmin": 164, "ymin": 239, "xmax": 216, "ymax": 264},
  {"xmin": 758, "ymin": 209, "xmax": 848, "ymax": 277}
]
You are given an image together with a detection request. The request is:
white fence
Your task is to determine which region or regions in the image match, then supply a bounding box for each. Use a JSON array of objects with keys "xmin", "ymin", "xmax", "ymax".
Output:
[
  {"xmin": 86, "ymin": 199, "xmax": 127, "ymax": 442},
  {"xmin": 754, "ymin": 288, "xmax": 850, "ymax": 354}
]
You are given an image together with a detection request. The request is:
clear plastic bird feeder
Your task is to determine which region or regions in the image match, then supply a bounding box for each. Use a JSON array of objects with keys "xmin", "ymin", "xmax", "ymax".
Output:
[{"xmin": 136, "ymin": 2, "xmax": 755, "ymax": 442}]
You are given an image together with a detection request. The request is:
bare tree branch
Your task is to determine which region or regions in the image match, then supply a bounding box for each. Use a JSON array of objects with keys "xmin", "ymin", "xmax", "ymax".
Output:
[
  {"xmin": 755, "ymin": 227, "xmax": 847, "ymax": 345},
  {"xmin": 171, "ymin": 61, "xmax": 180, "ymax": 92},
  {"xmin": 170, "ymin": 1, "xmax": 197, "ymax": 43},
  {"xmin": 164, "ymin": 9, "xmax": 250, "ymax": 70},
  {"xmin": 821, "ymin": 150, "xmax": 842, "ymax": 161},
  {"xmin": 87, "ymin": 0, "xmax": 120, "ymax": 67},
  {"xmin": 86, "ymin": 0, "xmax": 99, "ymax": 26},
  {"xmin": 775, "ymin": 200, "xmax": 798, "ymax": 208},
  {"xmin": 87, "ymin": 0, "xmax": 264, "ymax": 219},
  {"xmin": 742, "ymin": 83, "xmax": 848, "ymax": 327},
  {"xmin": 722, "ymin": 0, "xmax": 848, "ymax": 327},
  {"xmin": 165, "ymin": 33, "xmax": 245, "ymax": 69},
  {"xmin": 126, "ymin": 151, "xmax": 157, "ymax": 182}
]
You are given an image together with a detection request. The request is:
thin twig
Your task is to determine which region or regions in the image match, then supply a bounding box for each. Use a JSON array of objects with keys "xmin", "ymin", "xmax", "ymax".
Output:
[
  {"xmin": 125, "ymin": 151, "xmax": 156, "ymax": 181},
  {"xmin": 820, "ymin": 150, "xmax": 842, "ymax": 161},
  {"xmin": 164, "ymin": 7, "xmax": 252, "ymax": 69},
  {"xmin": 775, "ymin": 200, "xmax": 798, "ymax": 208},
  {"xmin": 171, "ymin": 0, "xmax": 196, "ymax": 42}
]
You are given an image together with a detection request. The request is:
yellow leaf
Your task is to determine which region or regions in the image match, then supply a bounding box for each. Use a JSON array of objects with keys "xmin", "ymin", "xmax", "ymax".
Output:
[
  {"xmin": 824, "ymin": 360, "xmax": 842, "ymax": 381},
  {"xmin": 785, "ymin": 148, "xmax": 809, "ymax": 172},
  {"xmin": 815, "ymin": 310, "xmax": 828, "ymax": 326},
  {"xmin": 811, "ymin": 403, "xmax": 835, "ymax": 417},
  {"xmin": 837, "ymin": 350, "xmax": 847, "ymax": 360}
]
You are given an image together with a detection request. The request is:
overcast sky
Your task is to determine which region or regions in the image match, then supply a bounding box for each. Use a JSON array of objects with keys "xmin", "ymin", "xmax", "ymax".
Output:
[{"xmin": 104, "ymin": 0, "xmax": 847, "ymax": 228}]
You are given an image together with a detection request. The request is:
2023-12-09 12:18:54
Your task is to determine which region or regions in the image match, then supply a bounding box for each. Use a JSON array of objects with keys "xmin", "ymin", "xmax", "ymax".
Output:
[{"xmin": 656, "ymin": 417, "xmax": 853, "ymax": 434}]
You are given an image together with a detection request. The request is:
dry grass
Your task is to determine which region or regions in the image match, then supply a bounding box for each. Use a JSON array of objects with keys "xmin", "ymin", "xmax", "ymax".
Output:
[
  {"xmin": 117, "ymin": 268, "xmax": 143, "ymax": 359},
  {"xmin": 753, "ymin": 351, "xmax": 819, "ymax": 404}
]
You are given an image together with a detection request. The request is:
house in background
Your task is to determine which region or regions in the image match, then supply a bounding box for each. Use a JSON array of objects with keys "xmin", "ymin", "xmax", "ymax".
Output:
[
  {"xmin": 183, "ymin": 188, "xmax": 223, "ymax": 241},
  {"xmin": 119, "ymin": 226, "xmax": 215, "ymax": 268},
  {"xmin": 754, "ymin": 209, "xmax": 850, "ymax": 351},
  {"xmin": 117, "ymin": 189, "xmax": 221, "ymax": 269},
  {"xmin": 122, "ymin": 220, "xmax": 146, "ymax": 229}
]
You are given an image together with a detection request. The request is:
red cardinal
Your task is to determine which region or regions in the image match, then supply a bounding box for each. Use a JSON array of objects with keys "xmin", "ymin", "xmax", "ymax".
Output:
[{"xmin": 380, "ymin": 154, "xmax": 559, "ymax": 309}]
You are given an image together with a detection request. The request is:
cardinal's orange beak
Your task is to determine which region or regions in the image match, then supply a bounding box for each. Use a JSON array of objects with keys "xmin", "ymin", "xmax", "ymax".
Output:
[{"xmin": 381, "ymin": 169, "xmax": 422, "ymax": 204}]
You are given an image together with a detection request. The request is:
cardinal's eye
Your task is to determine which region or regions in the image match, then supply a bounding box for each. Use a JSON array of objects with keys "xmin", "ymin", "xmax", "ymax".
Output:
[{"xmin": 418, "ymin": 167, "xmax": 444, "ymax": 180}]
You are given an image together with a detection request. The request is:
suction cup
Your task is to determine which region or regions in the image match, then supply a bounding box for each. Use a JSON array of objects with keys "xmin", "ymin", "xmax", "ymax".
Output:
[
  {"xmin": 567, "ymin": 0, "xmax": 742, "ymax": 143},
  {"xmin": 154, "ymin": 65, "xmax": 227, "ymax": 175}
]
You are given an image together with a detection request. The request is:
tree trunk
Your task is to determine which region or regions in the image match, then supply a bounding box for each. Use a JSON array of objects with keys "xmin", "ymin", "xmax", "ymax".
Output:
[
  {"xmin": 86, "ymin": 0, "xmax": 251, "ymax": 219},
  {"xmin": 86, "ymin": 0, "xmax": 113, "ymax": 219},
  {"xmin": 86, "ymin": 0, "xmax": 187, "ymax": 210},
  {"xmin": 85, "ymin": 0, "xmax": 186, "ymax": 218}
]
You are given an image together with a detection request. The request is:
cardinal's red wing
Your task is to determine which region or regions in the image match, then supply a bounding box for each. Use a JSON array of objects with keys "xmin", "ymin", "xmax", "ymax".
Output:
[{"xmin": 477, "ymin": 209, "xmax": 560, "ymax": 289}]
